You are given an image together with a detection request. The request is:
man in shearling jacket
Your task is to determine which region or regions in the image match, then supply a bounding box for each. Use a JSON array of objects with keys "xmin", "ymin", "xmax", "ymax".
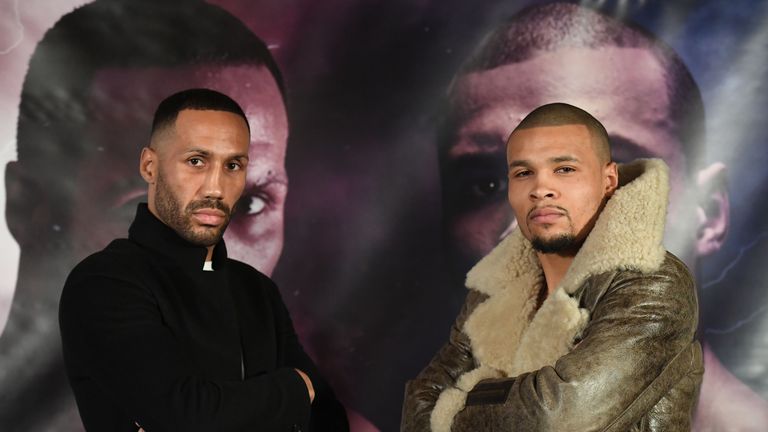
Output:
[{"xmin": 401, "ymin": 102, "xmax": 703, "ymax": 431}]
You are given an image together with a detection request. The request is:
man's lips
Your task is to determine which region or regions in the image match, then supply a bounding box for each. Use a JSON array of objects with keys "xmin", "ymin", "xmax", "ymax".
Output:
[
  {"xmin": 192, "ymin": 209, "xmax": 226, "ymax": 226},
  {"xmin": 528, "ymin": 207, "xmax": 566, "ymax": 224}
]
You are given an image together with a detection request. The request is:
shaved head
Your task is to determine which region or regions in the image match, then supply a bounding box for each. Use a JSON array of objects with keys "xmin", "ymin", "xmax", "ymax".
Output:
[{"xmin": 510, "ymin": 103, "xmax": 611, "ymax": 163}]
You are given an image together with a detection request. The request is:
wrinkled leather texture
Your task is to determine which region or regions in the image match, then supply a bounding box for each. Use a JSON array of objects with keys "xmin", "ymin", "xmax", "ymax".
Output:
[{"xmin": 401, "ymin": 252, "xmax": 703, "ymax": 431}]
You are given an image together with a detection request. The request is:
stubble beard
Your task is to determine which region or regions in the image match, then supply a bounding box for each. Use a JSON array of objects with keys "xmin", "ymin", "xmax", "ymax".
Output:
[
  {"xmin": 531, "ymin": 232, "xmax": 578, "ymax": 254},
  {"xmin": 154, "ymin": 171, "xmax": 232, "ymax": 247},
  {"xmin": 528, "ymin": 212, "xmax": 579, "ymax": 254},
  {"xmin": 527, "ymin": 198, "xmax": 607, "ymax": 255}
]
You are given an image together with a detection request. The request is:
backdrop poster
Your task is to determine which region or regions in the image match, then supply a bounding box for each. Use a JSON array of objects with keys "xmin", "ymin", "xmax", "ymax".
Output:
[{"xmin": 0, "ymin": 0, "xmax": 766, "ymax": 430}]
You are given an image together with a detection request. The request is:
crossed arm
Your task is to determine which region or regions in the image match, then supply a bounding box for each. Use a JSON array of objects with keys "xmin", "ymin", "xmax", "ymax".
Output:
[
  {"xmin": 59, "ymin": 272, "xmax": 326, "ymax": 432},
  {"xmin": 402, "ymin": 260, "xmax": 701, "ymax": 431}
]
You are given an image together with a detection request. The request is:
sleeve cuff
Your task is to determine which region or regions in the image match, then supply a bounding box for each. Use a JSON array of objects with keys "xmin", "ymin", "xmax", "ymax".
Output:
[
  {"xmin": 276, "ymin": 367, "xmax": 313, "ymax": 430},
  {"xmin": 430, "ymin": 365, "xmax": 503, "ymax": 432}
]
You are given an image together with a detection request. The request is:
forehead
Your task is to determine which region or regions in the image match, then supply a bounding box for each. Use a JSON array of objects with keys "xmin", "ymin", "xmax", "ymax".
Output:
[
  {"xmin": 89, "ymin": 64, "xmax": 286, "ymax": 132},
  {"xmin": 448, "ymin": 46, "xmax": 684, "ymax": 167},
  {"xmin": 507, "ymin": 124, "xmax": 596, "ymax": 160},
  {"xmin": 169, "ymin": 109, "xmax": 250, "ymax": 149},
  {"xmin": 87, "ymin": 63, "xmax": 288, "ymax": 161}
]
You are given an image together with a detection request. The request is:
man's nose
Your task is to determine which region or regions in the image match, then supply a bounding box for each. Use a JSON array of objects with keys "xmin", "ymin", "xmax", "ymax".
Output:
[
  {"xmin": 202, "ymin": 165, "xmax": 224, "ymax": 200},
  {"xmin": 529, "ymin": 175, "xmax": 558, "ymax": 200}
]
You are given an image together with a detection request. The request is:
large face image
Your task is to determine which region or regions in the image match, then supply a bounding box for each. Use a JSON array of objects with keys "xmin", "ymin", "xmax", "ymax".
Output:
[
  {"xmin": 442, "ymin": 46, "xmax": 697, "ymax": 270},
  {"xmin": 2, "ymin": 2, "xmax": 767, "ymax": 431},
  {"xmin": 68, "ymin": 64, "xmax": 288, "ymax": 275}
]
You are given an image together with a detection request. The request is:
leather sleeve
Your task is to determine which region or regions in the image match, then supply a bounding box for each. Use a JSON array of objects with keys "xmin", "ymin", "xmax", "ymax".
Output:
[
  {"xmin": 400, "ymin": 290, "xmax": 486, "ymax": 432},
  {"xmin": 451, "ymin": 254, "xmax": 700, "ymax": 431}
]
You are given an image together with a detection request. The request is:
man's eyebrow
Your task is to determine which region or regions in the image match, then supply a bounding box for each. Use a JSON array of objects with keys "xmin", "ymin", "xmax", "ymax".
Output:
[
  {"xmin": 182, "ymin": 148, "xmax": 249, "ymax": 161},
  {"xmin": 448, "ymin": 152, "xmax": 508, "ymax": 169},
  {"xmin": 183, "ymin": 148, "xmax": 211, "ymax": 156},
  {"xmin": 508, "ymin": 159, "xmax": 531, "ymax": 169},
  {"xmin": 246, "ymin": 171, "xmax": 289, "ymax": 187},
  {"xmin": 508, "ymin": 155, "xmax": 579, "ymax": 169},
  {"xmin": 446, "ymin": 132, "xmax": 507, "ymax": 159},
  {"xmin": 551, "ymin": 155, "xmax": 579, "ymax": 163}
]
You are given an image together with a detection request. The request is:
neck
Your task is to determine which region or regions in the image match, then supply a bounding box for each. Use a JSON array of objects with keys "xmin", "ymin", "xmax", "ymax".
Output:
[
  {"xmin": 205, "ymin": 246, "xmax": 214, "ymax": 262},
  {"xmin": 536, "ymin": 252, "xmax": 575, "ymax": 296}
]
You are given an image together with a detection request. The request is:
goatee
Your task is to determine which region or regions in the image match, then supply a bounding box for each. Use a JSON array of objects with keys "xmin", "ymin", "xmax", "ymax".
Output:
[{"xmin": 531, "ymin": 233, "xmax": 578, "ymax": 254}]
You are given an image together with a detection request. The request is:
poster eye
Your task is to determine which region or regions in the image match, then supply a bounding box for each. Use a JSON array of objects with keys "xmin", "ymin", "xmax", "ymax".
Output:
[{"xmin": 247, "ymin": 195, "xmax": 266, "ymax": 215}]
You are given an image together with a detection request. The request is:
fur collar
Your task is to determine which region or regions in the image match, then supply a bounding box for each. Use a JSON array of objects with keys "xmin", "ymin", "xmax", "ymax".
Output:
[{"xmin": 431, "ymin": 159, "xmax": 670, "ymax": 432}]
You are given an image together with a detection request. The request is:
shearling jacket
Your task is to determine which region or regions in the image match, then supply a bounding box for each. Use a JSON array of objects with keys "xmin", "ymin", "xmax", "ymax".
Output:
[{"xmin": 401, "ymin": 159, "xmax": 703, "ymax": 431}]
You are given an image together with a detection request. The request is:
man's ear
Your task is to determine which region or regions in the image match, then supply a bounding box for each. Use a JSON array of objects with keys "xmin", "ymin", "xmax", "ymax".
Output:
[
  {"xmin": 5, "ymin": 160, "xmax": 51, "ymax": 244},
  {"xmin": 696, "ymin": 162, "xmax": 729, "ymax": 256},
  {"xmin": 604, "ymin": 161, "xmax": 619, "ymax": 196},
  {"xmin": 5, "ymin": 161, "xmax": 23, "ymax": 242},
  {"xmin": 139, "ymin": 147, "xmax": 156, "ymax": 184}
]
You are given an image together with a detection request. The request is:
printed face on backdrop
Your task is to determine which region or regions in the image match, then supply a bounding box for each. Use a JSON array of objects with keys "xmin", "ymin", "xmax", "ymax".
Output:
[
  {"xmin": 442, "ymin": 46, "xmax": 702, "ymax": 270},
  {"xmin": 506, "ymin": 124, "xmax": 618, "ymax": 254},
  {"xmin": 141, "ymin": 109, "xmax": 251, "ymax": 247},
  {"xmin": 72, "ymin": 64, "xmax": 288, "ymax": 274}
]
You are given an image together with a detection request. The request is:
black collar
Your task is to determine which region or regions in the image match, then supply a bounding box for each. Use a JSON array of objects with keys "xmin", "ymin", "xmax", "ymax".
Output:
[{"xmin": 128, "ymin": 203, "xmax": 228, "ymax": 271}]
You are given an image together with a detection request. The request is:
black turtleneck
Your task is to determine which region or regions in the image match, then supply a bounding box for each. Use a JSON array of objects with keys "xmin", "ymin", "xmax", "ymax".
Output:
[{"xmin": 59, "ymin": 204, "xmax": 348, "ymax": 432}]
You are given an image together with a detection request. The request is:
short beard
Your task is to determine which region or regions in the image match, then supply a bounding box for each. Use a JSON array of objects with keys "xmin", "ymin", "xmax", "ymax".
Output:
[
  {"xmin": 531, "ymin": 233, "xmax": 578, "ymax": 254},
  {"xmin": 154, "ymin": 171, "xmax": 232, "ymax": 247}
]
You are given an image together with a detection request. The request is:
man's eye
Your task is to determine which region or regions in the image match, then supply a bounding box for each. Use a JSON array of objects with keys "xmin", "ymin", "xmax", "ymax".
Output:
[
  {"xmin": 556, "ymin": 166, "xmax": 575, "ymax": 173},
  {"xmin": 247, "ymin": 196, "xmax": 266, "ymax": 215},
  {"xmin": 227, "ymin": 162, "xmax": 242, "ymax": 171},
  {"xmin": 188, "ymin": 157, "xmax": 204, "ymax": 166},
  {"xmin": 512, "ymin": 170, "xmax": 531, "ymax": 178},
  {"xmin": 470, "ymin": 177, "xmax": 508, "ymax": 197},
  {"xmin": 444, "ymin": 155, "xmax": 509, "ymax": 207}
]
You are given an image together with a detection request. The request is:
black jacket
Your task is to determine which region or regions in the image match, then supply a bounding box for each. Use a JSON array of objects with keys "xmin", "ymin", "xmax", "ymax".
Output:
[{"xmin": 59, "ymin": 204, "xmax": 348, "ymax": 432}]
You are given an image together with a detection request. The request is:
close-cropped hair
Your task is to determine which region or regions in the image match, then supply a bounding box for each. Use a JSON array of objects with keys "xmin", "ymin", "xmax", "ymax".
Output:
[
  {"xmin": 151, "ymin": 88, "xmax": 250, "ymax": 141},
  {"xmin": 17, "ymin": 0, "xmax": 282, "ymax": 168},
  {"xmin": 513, "ymin": 102, "xmax": 611, "ymax": 163},
  {"xmin": 439, "ymin": 2, "xmax": 705, "ymax": 171}
]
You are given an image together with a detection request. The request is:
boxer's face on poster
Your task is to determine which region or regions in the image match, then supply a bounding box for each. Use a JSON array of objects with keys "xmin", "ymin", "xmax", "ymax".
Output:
[
  {"xmin": 442, "ymin": 46, "xmax": 696, "ymax": 269},
  {"xmin": 71, "ymin": 64, "xmax": 287, "ymax": 274}
]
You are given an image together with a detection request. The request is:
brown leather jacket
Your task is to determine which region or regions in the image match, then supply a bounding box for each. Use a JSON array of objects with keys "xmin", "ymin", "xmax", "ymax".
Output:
[{"xmin": 401, "ymin": 160, "xmax": 703, "ymax": 431}]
